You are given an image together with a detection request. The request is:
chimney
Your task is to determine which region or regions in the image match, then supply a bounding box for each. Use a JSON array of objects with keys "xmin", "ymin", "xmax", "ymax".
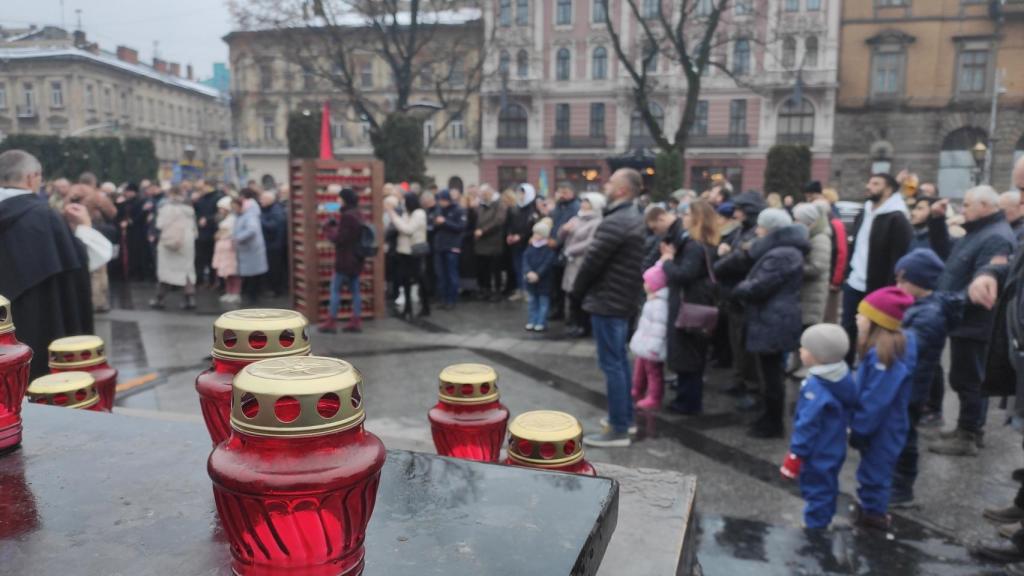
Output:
[
  {"xmin": 116, "ymin": 45, "xmax": 139, "ymax": 64},
  {"xmin": 186, "ymin": 64, "xmax": 194, "ymax": 80},
  {"xmin": 169, "ymin": 62, "xmax": 181, "ymax": 77},
  {"xmin": 72, "ymin": 29, "xmax": 87, "ymax": 49},
  {"xmin": 153, "ymin": 58, "xmax": 167, "ymax": 73}
]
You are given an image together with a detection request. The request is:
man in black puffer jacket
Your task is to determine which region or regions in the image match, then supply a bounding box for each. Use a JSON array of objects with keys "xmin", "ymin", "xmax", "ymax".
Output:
[{"xmin": 574, "ymin": 168, "xmax": 646, "ymax": 448}]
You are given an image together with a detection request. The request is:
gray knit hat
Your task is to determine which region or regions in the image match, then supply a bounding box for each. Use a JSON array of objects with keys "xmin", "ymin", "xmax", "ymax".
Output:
[
  {"xmin": 800, "ymin": 324, "xmax": 849, "ymax": 365},
  {"xmin": 757, "ymin": 207, "xmax": 792, "ymax": 231}
]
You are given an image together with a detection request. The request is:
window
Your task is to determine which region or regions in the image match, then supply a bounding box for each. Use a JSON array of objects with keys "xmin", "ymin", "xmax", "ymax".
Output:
[
  {"xmin": 360, "ymin": 113, "xmax": 371, "ymax": 139},
  {"xmin": 121, "ymin": 92, "xmax": 128, "ymax": 115},
  {"xmin": 876, "ymin": 0, "xmax": 906, "ymax": 5},
  {"xmin": 696, "ymin": 0, "xmax": 712, "ymax": 16},
  {"xmin": 871, "ymin": 49, "xmax": 904, "ymax": 97},
  {"xmin": 733, "ymin": 38, "xmax": 750, "ymax": 75},
  {"xmin": 556, "ymin": 0, "xmax": 572, "ymax": 25},
  {"xmin": 330, "ymin": 119, "xmax": 344, "ymax": 140},
  {"xmin": 592, "ymin": 46, "xmax": 608, "ymax": 79},
  {"xmin": 782, "ymin": 37, "xmax": 796, "ymax": 68},
  {"xmin": 498, "ymin": 166, "xmax": 528, "ymax": 191},
  {"xmin": 516, "ymin": 50, "xmax": 530, "ymax": 78},
  {"xmin": 148, "ymin": 98, "xmax": 155, "ymax": 123},
  {"xmin": 517, "ymin": 0, "xmax": 529, "ymax": 25},
  {"xmin": 807, "ymin": 0, "xmax": 821, "ymax": 10},
  {"xmin": 423, "ymin": 120, "xmax": 434, "ymax": 148},
  {"xmin": 360, "ymin": 62, "xmax": 373, "ymax": 87},
  {"xmin": 729, "ymin": 99, "xmax": 747, "ymax": 135},
  {"xmin": 419, "ymin": 65, "xmax": 434, "ymax": 88},
  {"xmin": 262, "ymin": 114, "xmax": 275, "ymax": 141},
  {"xmin": 805, "ymin": 36, "xmax": 819, "ymax": 68},
  {"xmin": 450, "ymin": 57, "xmax": 466, "ymax": 86},
  {"xmin": 777, "ymin": 97, "xmax": 815, "ymax": 145},
  {"xmin": 590, "ymin": 102, "xmax": 605, "ymax": 137},
  {"xmin": 259, "ymin": 63, "xmax": 273, "ymax": 91},
  {"xmin": 630, "ymin": 102, "xmax": 664, "ymax": 147},
  {"xmin": 555, "ymin": 103, "xmax": 570, "ymax": 136},
  {"xmin": 592, "ymin": 0, "xmax": 607, "ymax": 22},
  {"xmin": 0, "ymin": 84, "xmax": 6, "ymax": 110},
  {"xmin": 50, "ymin": 81, "xmax": 64, "ymax": 108},
  {"xmin": 734, "ymin": 0, "xmax": 753, "ymax": 14},
  {"xmin": 450, "ymin": 112, "xmax": 465, "ymax": 140},
  {"xmin": 499, "ymin": 50, "xmax": 511, "ymax": 75},
  {"xmin": 135, "ymin": 96, "xmax": 142, "ymax": 121},
  {"xmin": 85, "ymin": 84, "xmax": 96, "ymax": 109},
  {"xmin": 692, "ymin": 100, "xmax": 708, "ymax": 136},
  {"xmin": 21, "ymin": 83, "xmax": 35, "ymax": 115},
  {"xmin": 785, "ymin": 0, "xmax": 799, "ymax": 11},
  {"xmin": 104, "ymin": 86, "xmax": 113, "ymax": 113},
  {"xmin": 556, "ymin": 48, "xmax": 571, "ymax": 80},
  {"xmin": 642, "ymin": 0, "xmax": 660, "ymax": 18},
  {"xmin": 643, "ymin": 42, "xmax": 658, "ymax": 73},
  {"xmin": 958, "ymin": 48, "xmax": 989, "ymax": 95},
  {"xmin": 498, "ymin": 103, "xmax": 528, "ymax": 147},
  {"xmin": 499, "ymin": 0, "xmax": 512, "ymax": 26},
  {"xmin": 303, "ymin": 69, "xmax": 315, "ymax": 90}
]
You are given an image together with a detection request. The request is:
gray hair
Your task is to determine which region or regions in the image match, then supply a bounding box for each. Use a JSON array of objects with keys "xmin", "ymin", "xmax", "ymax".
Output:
[
  {"xmin": 1001, "ymin": 190, "xmax": 1021, "ymax": 204},
  {"xmin": 965, "ymin": 185, "xmax": 999, "ymax": 206},
  {"xmin": 0, "ymin": 150, "xmax": 42, "ymax": 186}
]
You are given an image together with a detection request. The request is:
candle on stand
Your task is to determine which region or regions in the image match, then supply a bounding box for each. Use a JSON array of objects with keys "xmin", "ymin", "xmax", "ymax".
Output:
[
  {"xmin": 0, "ymin": 295, "xmax": 33, "ymax": 455},
  {"xmin": 505, "ymin": 410, "xmax": 597, "ymax": 476},
  {"xmin": 48, "ymin": 335, "xmax": 117, "ymax": 412},
  {"xmin": 428, "ymin": 363, "xmax": 509, "ymax": 462}
]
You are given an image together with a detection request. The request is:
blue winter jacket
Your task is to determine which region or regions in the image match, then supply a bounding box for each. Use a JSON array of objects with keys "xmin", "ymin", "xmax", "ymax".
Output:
[
  {"xmin": 523, "ymin": 242, "xmax": 557, "ymax": 292},
  {"xmin": 432, "ymin": 204, "xmax": 467, "ymax": 253},
  {"xmin": 790, "ymin": 367, "xmax": 858, "ymax": 466},
  {"xmin": 902, "ymin": 292, "xmax": 963, "ymax": 405},
  {"xmin": 851, "ymin": 331, "xmax": 918, "ymax": 445}
]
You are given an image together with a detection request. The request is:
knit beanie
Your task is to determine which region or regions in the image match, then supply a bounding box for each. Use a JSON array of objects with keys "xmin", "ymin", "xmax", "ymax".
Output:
[
  {"xmin": 643, "ymin": 261, "xmax": 667, "ymax": 292},
  {"xmin": 716, "ymin": 202, "xmax": 735, "ymax": 217},
  {"xmin": 895, "ymin": 248, "xmax": 945, "ymax": 291},
  {"xmin": 581, "ymin": 191, "xmax": 606, "ymax": 213},
  {"xmin": 858, "ymin": 286, "xmax": 914, "ymax": 331},
  {"xmin": 792, "ymin": 203, "xmax": 820, "ymax": 228},
  {"xmin": 800, "ymin": 324, "xmax": 849, "ymax": 365},
  {"xmin": 757, "ymin": 208, "xmax": 792, "ymax": 231},
  {"xmin": 532, "ymin": 220, "xmax": 552, "ymax": 238},
  {"xmin": 804, "ymin": 180, "xmax": 823, "ymax": 195}
]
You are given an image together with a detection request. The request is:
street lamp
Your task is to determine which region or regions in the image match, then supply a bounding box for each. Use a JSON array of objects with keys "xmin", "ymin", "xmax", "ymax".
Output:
[{"xmin": 971, "ymin": 141, "xmax": 988, "ymax": 185}]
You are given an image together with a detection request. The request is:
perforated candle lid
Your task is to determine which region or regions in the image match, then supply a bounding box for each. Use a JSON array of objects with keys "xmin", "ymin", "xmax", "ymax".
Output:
[
  {"xmin": 230, "ymin": 356, "xmax": 365, "ymax": 438},
  {"xmin": 49, "ymin": 335, "xmax": 107, "ymax": 369},
  {"xmin": 507, "ymin": 410, "xmax": 585, "ymax": 467},
  {"xmin": 27, "ymin": 371, "xmax": 99, "ymax": 409},
  {"xmin": 437, "ymin": 363, "xmax": 499, "ymax": 405},
  {"xmin": 212, "ymin": 309, "xmax": 311, "ymax": 361},
  {"xmin": 0, "ymin": 294, "xmax": 12, "ymax": 335}
]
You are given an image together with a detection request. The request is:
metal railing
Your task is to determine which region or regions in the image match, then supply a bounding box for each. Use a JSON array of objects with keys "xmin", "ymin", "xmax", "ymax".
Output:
[
  {"xmin": 496, "ymin": 135, "xmax": 528, "ymax": 148},
  {"xmin": 551, "ymin": 134, "xmax": 607, "ymax": 148},
  {"xmin": 688, "ymin": 133, "xmax": 750, "ymax": 148}
]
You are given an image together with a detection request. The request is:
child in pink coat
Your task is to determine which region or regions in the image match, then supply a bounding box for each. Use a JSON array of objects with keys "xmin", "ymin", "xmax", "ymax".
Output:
[{"xmin": 630, "ymin": 261, "xmax": 670, "ymax": 410}]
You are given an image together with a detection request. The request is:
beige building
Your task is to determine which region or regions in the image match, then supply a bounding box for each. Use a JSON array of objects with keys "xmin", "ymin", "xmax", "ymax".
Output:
[
  {"xmin": 0, "ymin": 26, "xmax": 230, "ymax": 176},
  {"xmin": 225, "ymin": 14, "xmax": 482, "ymax": 188}
]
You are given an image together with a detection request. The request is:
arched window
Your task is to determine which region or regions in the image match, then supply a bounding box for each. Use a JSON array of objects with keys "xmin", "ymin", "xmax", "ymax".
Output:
[
  {"xmin": 592, "ymin": 46, "xmax": 608, "ymax": 80},
  {"xmin": 805, "ymin": 36, "xmax": 819, "ymax": 68},
  {"xmin": 556, "ymin": 48, "xmax": 571, "ymax": 81},
  {"xmin": 939, "ymin": 127, "xmax": 987, "ymax": 199},
  {"xmin": 499, "ymin": 0, "xmax": 512, "ymax": 26},
  {"xmin": 629, "ymin": 102, "xmax": 664, "ymax": 148},
  {"xmin": 643, "ymin": 41, "xmax": 658, "ymax": 73},
  {"xmin": 498, "ymin": 103, "xmax": 529, "ymax": 148},
  {"xmin": 516, "ymin": 50, "xmax": 530, "ymax": 78},
  {"xmin": 733, "ymin": 38, "xmax": 750, "ymax": 75},
  {"xmin": 776, "ymin": 98, "xmax": 814, "ymax": 146},
  {"xmin": 782, "ymin": 37, "xmax": 796, "ymax": 68},
  {"xmin": 499, "ymin": 50, "xmax": 511, "ymax": 75}
]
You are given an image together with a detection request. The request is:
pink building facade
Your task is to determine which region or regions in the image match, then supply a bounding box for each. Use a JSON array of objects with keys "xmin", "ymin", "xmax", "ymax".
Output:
[{"xmin": 480, "ymin": 0, "xmax": 839, "ymax": 195}]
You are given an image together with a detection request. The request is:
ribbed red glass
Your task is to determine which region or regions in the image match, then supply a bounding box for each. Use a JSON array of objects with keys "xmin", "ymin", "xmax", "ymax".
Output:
[
  {"xmin": 51, "ymin": 363, "xmax": 117, "ymax": 412},
  {"xmin": 196, "ymin": 358, "xmax": 252, "ymax": 445},
  {"xmin": 505, "ymin": 457, "xmax": 598, "ymax": 476},
  {"xmin": 208, "ymin": 425, "xmax": 386, "ymax": 576},
  {"xmin": 428, "ymin": 400, "xmax": 509, "ymax": 462},
  {"xmin": 0, "ymin": 332, "xmax": 32, "ymax": 454}
]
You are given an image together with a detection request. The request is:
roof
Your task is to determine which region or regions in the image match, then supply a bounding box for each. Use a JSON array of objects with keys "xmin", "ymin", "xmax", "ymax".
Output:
[
  {"xmin": 224, "ymin": 7, "xmax": 481, "ymax": 41},
  {"xmin": 0, "ymin": 46, "xmax": 223, "ymax": 99}
]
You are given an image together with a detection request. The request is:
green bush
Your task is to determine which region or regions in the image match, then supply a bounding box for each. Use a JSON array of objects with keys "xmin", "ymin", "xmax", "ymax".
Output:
[
  {"xmin": 0, "ymin": 134, "xmax": 157, "ymax": 182},
  {"xmin": 123, "ymin": 138, "xmax": 158, "ymax": 183},
  {"xmin": 287, "ymin": 110, "xmax": 321, "ymax": 159},
  {"xmin": 764, "ymin": 144, "xmax": 812, "ymax": 200},
  {"xmin": 652, "ymin": 150, "xmax": 684, "ymax": 201},
  {"xmin": 371, "ymin": 113, "xmax": 425, "ymax": 184}
]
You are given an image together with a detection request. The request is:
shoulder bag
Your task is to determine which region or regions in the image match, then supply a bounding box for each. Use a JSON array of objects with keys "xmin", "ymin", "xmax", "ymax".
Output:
[{"xmin": 674, "ymin": 243, "xmax": 719, "ymax": 336}]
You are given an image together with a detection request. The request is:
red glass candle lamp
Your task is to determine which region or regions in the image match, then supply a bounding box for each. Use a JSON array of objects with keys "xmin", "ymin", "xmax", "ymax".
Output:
[
  {"xmin": 26, "ymin": 372, "xmax": 102, "ymax": 412},
  {"xmin": 0, "ymin": 295, "xmax": 32, "ymax": 455},
  {"xmin": 49, "ymin": 335, "xmax": 117, "ymax": 412},
  {"xmin": 208, "ymin": 356, "xmax": 386, "ymax": 576},
  {"xmin": 505, "ymin": 410, "xmax": 597, "ymax": 476},
  {"xmin": 428, "ymin": 363, "xmax": 509, "ymax": 462},
  {"xmin": 196, "ymin": 309, "xmax": 311, "ymax": 445}
]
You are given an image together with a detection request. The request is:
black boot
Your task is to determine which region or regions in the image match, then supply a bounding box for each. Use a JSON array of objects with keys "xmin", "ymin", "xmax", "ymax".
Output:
[{"xmin": 182, "ymin": 294, "xmax": 196, "ymax": 310}]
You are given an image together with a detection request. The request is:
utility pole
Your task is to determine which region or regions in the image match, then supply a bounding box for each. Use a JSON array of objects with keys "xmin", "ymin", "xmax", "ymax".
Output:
[{"xmin": 985, "ymin": 68, "xmax": 1004, "ymax": 185}]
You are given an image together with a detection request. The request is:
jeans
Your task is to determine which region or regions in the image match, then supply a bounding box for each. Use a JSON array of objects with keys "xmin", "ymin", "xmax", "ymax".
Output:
[
  {"xmin": 841, "ymin": 284, "xmax": 866, "ymax": 366},
  {"xmin": 434, "ymin": 250, "xmax": 460, "ymax": 305},
  {"xmin": 950, "ymin": 337, "xmax": 989, "ymax": 433},
  {"xmin": 526, "ymin": 285, "xmax": 550, "ymax": 327},
  {"xmin": 328, "ymin": 272, "xmax": 361, "ymax": 320},
  {"xmin": 591, "ymin": 314, "xmax": 634, "ymax": 434}
]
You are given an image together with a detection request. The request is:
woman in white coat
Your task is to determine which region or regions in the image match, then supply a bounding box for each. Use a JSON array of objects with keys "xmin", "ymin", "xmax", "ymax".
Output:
[{"xmin": 150, "ymin": 186, "xmax": 198, "ymax": 310}]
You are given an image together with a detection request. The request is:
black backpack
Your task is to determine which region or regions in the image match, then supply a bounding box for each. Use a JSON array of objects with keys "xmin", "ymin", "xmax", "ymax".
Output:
[{"xmin": 356, "ymin": 221, "xmax": 377, "ymax": 259}]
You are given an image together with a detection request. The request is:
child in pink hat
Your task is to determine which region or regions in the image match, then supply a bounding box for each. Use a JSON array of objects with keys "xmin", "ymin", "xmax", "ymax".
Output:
[{"xmin": 629, "ymin": 261, "xmax": 669, "ymax": 410}]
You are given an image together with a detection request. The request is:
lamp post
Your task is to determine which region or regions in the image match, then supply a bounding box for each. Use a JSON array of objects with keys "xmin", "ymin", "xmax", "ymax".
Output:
[{"xmin": 971, "ymin": 141, "xmax": 988, "ymax": 186}]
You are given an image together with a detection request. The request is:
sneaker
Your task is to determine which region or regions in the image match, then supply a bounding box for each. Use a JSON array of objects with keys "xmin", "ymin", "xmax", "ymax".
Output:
[
  {"xmin": 599, "ymin": 417, "xmax": 638, "ymax": 436},
  {"xmin": 508, "ymin": 291, "xmax": 524, "ymax": 302},
  {"xmin": 533, "ymin": 325, "xmax": 547, "ymax": 333},
  {"xmin": 929, "ymin": 429, "xmax": 979, "ymax": 457},
  {"xmin": 984, "ymin": 505, "xmax": 1024, "ymax": 525},
  {"xmin": 1000, "ymin": 523, "xmax": 1024, "ymax": 540},
  {"xmin": 918, "ymin": 411, "xmax": 943, "ymax": 429},
  {"xmin": 525, "ymin": 323, "xmax": 535, "ymax": 331},
  {"xmin": 582, "ymin": 430, "xmax": 631, "ymax": 448},
  {"xmin": 855, "ymin": 510, "xmax": 892, "ymax": 531}
]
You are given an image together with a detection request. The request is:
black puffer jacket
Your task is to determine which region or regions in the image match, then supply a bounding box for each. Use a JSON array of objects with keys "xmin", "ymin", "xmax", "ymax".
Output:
[
  {"xmin": 663, "ymin": 220, "xmax": 718, "ymax": 373},
  {"xmin": 572, "ymin": 199, "xmax": 646, "ymax": 318},
  {"xmin": 733, "ymin": 225, "xmax": 808, "ymax": 354}
]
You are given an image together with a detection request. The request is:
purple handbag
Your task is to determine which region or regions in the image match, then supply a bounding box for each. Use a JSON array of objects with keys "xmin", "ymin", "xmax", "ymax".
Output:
[{"xmin": 673, "ymin": 245, "xmax": 719, "ymax": 336}]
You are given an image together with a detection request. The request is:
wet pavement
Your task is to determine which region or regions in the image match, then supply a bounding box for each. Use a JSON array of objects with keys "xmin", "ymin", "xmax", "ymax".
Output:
[{"xmin": 93, "ymin": 281, "xmax": 1021, "ymax": 575}]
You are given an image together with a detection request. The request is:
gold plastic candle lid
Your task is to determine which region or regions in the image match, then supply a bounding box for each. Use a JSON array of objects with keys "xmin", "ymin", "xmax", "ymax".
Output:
[
  {"xmin": 0, "ymin": 294, "xmax": 13, "ymax": 335},
  {"xmin": 49, "ymin": 335, "xmax": 107, "ymax": 369},
  {"xmin": 438, "ymin": 363, "xmax": 500, "ymax": 405},
  {"xmin": 230, "ymin": 356, "xmax": 365, "ymax": 438},
  {"xmin": 507, "ymin": 410, "xmax": 585, "ymax": 467},
  {"xmin": 27, "ymin": 371, "xmax": 99, "ymax": 409},
  {"xmin": 212, "ymin": 309, "xmax": 311, "ymax": 361}
]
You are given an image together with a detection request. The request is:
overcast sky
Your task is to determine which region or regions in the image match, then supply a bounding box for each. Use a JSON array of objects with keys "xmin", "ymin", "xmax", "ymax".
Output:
[{"xmin": 5, "ymin": 0, "xmax": 233, "ymax": 81}]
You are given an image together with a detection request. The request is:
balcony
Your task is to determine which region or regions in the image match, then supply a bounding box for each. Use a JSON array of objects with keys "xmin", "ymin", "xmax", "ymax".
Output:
[
  {"xmin": 497, "ymin": 135, "xmax": 528, "ymax": 149},
  {"xmin": 551, "ymin": 134, "xmax": 607, "ymax": 149},
  {"xmin": 776, "ymin": 133, "xmax": 814, "ymax": 146},
  {"xmin": 628, "ymin": 134, "xmax": 657, "ymax": 149},
  {"xmin": 16, "ymin": 106, "xmax": 37, "ymax": 119},
  {"xmin": 1000, "ymin": 0, "xmax": 1024, "ymax": 19},
  {"xmin": 688, "ymin": 134, "xmax": 750, "ymax": 148}
]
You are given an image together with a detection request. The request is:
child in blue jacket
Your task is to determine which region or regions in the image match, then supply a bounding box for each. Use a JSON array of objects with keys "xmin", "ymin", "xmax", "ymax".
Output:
[
  {"xmin": 890, "ymin": 249, "xmax": 963, "ymax": 506},
  {"xmin": 780, "ymin": 323, "xmax": 857, "ymax": 529},
  {"xmin": 523, "ymin": 220, "xmax": 556, "ymax": 332},
  {"xmin": 851, "ymin": 286, "xmax": 918, "ymax": 530}
]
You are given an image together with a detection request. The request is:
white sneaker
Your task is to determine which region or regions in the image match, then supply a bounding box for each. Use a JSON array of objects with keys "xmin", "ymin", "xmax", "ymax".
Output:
[
  {"xmin": 599, "ymin": 417, "xmax": 638, "ymax": 436},
  {"xmin": 525, "ymin": 323, "xmax": 535, "ymax": 331}
]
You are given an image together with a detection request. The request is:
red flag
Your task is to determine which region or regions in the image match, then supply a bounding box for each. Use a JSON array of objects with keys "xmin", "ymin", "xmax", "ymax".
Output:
[{"xmin": 319, "ymin": 100, "xmax": 333, "ymax": 160}]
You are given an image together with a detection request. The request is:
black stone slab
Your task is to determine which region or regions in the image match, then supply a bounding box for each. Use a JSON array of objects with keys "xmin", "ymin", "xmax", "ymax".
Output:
[{"xmin": 0, "ymin": 404, "xmax": 618, "ymax": 576}]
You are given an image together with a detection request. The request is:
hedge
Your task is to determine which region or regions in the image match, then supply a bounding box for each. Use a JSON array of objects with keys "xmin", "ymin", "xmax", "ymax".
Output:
[
  {"xmin": 764, "ymin": 144, "xmax": 812, "ymax": 200},
  {"xmin": 0, "ymin": 134, "xmax": 158, "ymax": 183}
]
